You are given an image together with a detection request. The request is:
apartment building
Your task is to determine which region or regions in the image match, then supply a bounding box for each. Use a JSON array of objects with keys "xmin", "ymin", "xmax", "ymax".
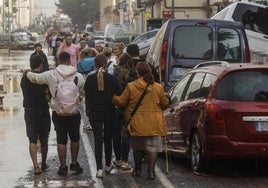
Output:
[{"xmin": 99, "ymin": 0, "xmax": 264, "ymax": 34}]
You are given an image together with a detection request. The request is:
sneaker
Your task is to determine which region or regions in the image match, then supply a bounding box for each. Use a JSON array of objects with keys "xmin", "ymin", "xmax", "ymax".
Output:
[
  {"xmin": 113, "ymin": 160, "xmax": 122, "ymax": 167},
  {"xmin": 121, "ymin": 161, "xmax": 132, "ymax": 171},
  {"xmin": 96, "ymin": 169, "xmax": 103, "ymax": 178},
  {"xmin": 83, "ymin": 125, "xmax": 92, "ymax": 132},
  {"xmin": 105, "ymin": 165, "xmax": 114, "ymax": 174},
  {"xmin": 70, "ymin": 162, "xmax": 83, "ymax": 173},
  {"xmin": 58, "ymin": 165, "xmax": 68, "ymax": 176}
]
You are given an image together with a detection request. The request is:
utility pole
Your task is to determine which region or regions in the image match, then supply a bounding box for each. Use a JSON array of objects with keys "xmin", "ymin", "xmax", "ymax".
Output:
[{"xmin": 171, "ymin": 0, "xmax": 174, "ymax": 18}]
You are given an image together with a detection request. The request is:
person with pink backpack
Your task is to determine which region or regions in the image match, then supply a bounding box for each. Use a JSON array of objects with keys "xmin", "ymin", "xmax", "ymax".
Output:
[{"xmin": 26, "ymin": 52, "xmax": 85, "ymax": 176}]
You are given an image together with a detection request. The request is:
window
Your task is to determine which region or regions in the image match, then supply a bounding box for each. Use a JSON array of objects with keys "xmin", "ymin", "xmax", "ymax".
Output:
[
  {"xmin": 217, "ymin": 28, "xmax": 241, "ymax": 61},
  {"xmin": 170, "ymin": 74, "xmax": 191, "ymax": 104},
  {"xmin": 173, "ymin": 26, "xmax": 212, "ymax": 59},
  {"xmin": 215, "ymin": 71, "xmax": 268, "ymax": 101},
  {"xmin": 185, "ymin": 73, "xmax": 206, "ymax": 100},
  {"xmin": 200, "ymin": 73, "xmax": 217, "ymax": 97}
]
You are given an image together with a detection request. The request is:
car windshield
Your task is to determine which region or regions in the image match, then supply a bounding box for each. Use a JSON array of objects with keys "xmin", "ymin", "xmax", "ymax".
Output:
[
  {"xmin": 172, "ymin": 26, "xmax": 212, "ymax": 59},
  {"xmin": 232, "ymin": 3, "xmax": 268, "ymax": 35},
  {"xmin": 15, "ymin": 35, "xmax": 31, "ymax": 41},
  {"xmin": 215, "ymin": 70, "xmax": 268, "ymax": 101}
]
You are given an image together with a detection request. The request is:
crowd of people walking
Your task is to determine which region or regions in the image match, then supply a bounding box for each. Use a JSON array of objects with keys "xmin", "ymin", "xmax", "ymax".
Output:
[{"xmin": 21, "ymin": 31, "xmax": 170, "ymax": 180}]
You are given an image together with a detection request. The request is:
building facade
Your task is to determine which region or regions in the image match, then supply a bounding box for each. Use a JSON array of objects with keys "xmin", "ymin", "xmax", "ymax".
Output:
[{"xmin": 100, "ymin": 0, "xmax": 264, "ymax": 34}]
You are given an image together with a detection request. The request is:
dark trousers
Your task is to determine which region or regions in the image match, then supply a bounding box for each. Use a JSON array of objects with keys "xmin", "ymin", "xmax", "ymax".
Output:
[
  {"xmin": 113, "ymin": 108, "xmax": 130, "ymax": 162},
  {"xmin": 90, "ymin": 112, "xmax": 115, "ymax": 170}
]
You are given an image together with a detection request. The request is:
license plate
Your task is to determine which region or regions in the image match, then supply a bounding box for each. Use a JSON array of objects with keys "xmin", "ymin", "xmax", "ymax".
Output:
[{"xmin": 255, "ymin": 122, "xmax": 268, "ymax": 132}]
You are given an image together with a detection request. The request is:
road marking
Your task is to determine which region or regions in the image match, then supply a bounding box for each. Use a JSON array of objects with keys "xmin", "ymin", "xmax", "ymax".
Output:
[
  {"xmin": 155, "ymin": 165, "xmax": 175, "ymax": 188},
  {"xmin": 81, "ymin": 129, "xmax": 173, "ymax": 187},
  {"xmin": 81, "ymin": 132, "xmax": 104, "ymax": 188}
]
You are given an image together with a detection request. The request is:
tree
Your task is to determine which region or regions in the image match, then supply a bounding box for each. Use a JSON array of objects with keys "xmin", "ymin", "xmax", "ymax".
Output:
[{"xmin": 57, "ymin": 0, "xmax": 100, "ymax": 31}]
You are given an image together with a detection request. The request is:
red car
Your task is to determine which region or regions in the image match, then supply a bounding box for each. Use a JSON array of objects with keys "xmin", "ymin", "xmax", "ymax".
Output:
[{"xmin": 164, "ymin": 61, "xmax": 268, "ymax": 172}]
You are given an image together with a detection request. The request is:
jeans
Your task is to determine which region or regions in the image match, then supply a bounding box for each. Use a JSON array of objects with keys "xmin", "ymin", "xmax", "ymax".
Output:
[{"xmin": 113, "ymin": 108, "xmax": 130, "ymax": 162}]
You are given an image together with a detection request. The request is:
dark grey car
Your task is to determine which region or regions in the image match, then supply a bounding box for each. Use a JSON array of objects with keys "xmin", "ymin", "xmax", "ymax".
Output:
[{"xmin": 146, "ymin": 19, "xmax": 250, "ymax": 91}]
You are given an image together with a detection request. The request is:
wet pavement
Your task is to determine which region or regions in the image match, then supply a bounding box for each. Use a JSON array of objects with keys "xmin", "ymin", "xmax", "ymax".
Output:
[
  {"xmin": 0, "ymin": 50, "xmax": 94, "ymax": 187},
  {"xmin": 0, "ymin": 50, "xmax": 160, "ymax": 188}
]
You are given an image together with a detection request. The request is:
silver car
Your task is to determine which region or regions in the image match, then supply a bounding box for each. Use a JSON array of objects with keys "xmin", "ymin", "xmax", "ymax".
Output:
[{"xmin": 131, "ymin": 29, "xmax": 159, "ymax": 59}]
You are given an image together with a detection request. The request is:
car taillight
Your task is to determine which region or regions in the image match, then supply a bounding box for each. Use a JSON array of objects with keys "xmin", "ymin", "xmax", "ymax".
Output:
[
  {"xmin": 245, "ymin": 42, "xmax": 251, "ymax": 63},
  {"xmin": 160, "ymin": 40, "xmax": 168, "ymax": 81},
  {"xmin": 205, "ymin": 103, "xmax": 226, "ymax": 134}
]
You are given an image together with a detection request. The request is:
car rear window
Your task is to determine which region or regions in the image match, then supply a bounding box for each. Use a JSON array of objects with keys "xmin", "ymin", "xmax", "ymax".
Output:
[
  {"xmin": 172, "ymin": 26, "xmax": 212, "ymax": 59},
  {"xmin": 232, "ymin": 3, "xmax": 268, "ymax": 35},
  {"xmin": 217, "ymin": 28, "xmax": 242, "ymax": 61},
  {"xmin": 215, "ymin": 70, "xmax": 268, "ymax": 101}
]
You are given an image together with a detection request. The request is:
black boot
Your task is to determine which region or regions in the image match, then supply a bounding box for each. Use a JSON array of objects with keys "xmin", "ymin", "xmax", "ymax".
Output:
[
  {"xmin": 132, "ymin": 150, "xmax": 143, "ymax": 176},
  {"xmin": 147, "ymin": 151, "xmax": 157, "ymax": 180}
]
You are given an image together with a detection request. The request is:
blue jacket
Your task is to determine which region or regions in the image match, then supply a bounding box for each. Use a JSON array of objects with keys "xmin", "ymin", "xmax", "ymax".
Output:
[{"xmin": 77, "ymin": 57, "xmax": 95, "ymax": 74}]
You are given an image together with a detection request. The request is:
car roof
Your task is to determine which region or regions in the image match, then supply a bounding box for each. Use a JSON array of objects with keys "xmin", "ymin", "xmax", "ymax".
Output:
[
  {"xmin": 167, "ymin": 18, "xmax": 244, "ymax": 26},
  {"xmin": 190, "ymin": 62, "xmax": 268, "ymax": 76}
]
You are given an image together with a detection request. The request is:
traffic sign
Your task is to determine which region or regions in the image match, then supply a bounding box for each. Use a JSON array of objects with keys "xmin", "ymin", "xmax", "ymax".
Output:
[{"xmin": 124, "ymin": 19, "xmax": 130, "ymax": 26}]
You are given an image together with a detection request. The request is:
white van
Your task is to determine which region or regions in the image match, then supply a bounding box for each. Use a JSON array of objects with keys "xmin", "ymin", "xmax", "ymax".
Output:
[
  {"xmin": 211, "ymin": 2, "xmax": 268, "ymax": 62},
  {"xmin": 85, "ymin": 24, "xmax": 94, "ymax": 34},
  {"xmin": 104, "ymin": 23, "xmax": 127, "ymax": 40}
]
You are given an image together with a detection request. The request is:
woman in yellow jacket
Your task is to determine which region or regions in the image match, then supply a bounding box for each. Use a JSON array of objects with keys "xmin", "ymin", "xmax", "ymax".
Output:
[{"xmin": 112, "ymin": 62, "xmax": 170, "ymax": 180}]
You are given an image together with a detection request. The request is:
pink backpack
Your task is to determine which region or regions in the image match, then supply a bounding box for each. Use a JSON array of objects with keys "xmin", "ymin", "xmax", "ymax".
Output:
[{"xmin": 52, "ymin": 70, "xmax": 79, "ymax": 116}]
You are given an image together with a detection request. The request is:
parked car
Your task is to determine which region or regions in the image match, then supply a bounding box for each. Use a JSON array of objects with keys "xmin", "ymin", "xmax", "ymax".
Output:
[
  {"xmin": 93, "ymin": 36, "xmax": 115, "ymax": 48},
  {"xmin": 164, "ymin": 61, "xmax": 268, "ymax": 172},
  {"xmin": 131, "ymin": 29, "xmax": 159, "ymax": 59},
  {"xmin": 0, "ymin": 34, "xmax": 36, "ymax": 50},
  {"xmin": 211, "ymin": 2, "xmax": 268, "ymax": 62},
  {"xmin": 146, "ymin": 19, "xmax": 251, "ymax": 91}
]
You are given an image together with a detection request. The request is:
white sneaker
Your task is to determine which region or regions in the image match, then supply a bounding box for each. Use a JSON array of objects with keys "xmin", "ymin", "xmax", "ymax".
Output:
[
  {"xmin": 96, "ymin": 169, "xmax": 103, "ymax": 178},
  {"xmin": 83, "ymin": 125, "xmax": 92, "ymax": 132},
  {"xmin": 113, "ymin": 160, "xmax": 122, "ymax": 167},
  {"xmin": 105, "ymin": 165, "xmax": 114, "ymax": 174},
  {"xmin": 120, "ymin": 161, "xmax": 132, "ymax": 171}
]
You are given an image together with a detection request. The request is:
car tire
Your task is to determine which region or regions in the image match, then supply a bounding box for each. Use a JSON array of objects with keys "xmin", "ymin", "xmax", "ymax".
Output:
[{"xmin": 190, "ymin": 131, "xmax": 206, "ymax": 173}]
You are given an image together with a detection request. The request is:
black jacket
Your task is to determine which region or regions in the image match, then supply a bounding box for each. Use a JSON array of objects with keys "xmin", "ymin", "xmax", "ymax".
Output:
[{"xmin": 84, "ymin": 72, "xmax": 119, "ymax": 120}]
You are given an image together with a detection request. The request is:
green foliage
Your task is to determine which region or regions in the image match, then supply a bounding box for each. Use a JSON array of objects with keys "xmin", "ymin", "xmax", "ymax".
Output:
[{"xmin": 57, "ymin": 0, "xmax": 99, "ymax": 30}]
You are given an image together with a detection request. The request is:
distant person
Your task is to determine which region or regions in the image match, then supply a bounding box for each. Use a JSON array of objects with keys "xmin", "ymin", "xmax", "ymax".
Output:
[
  {"xmin": 95, "ymin": 42, "xmax": 103, "ymax": 53},
  {"xmin": 78, "ymin": 38, "xmax": 89, "ymax": 52},
  {"xmin": 26, "ymin": 52, "xmax": 85, "ymax": 176},
  {"xmin": 112, "ymin": 62, "xmax": 169, "ymax": 180},
  {"xmin": 102, "ymin": 45, "xmax": 115, "ymax": 74},
  {"xmin": 50, "ymin": 31, "xmax": 58, "ymax": 56},
  {"xmin": 21, "ymin": 55, "xmax": 51, "ymax": 175},
  {"xmin": 126, "ymin": 43, "xmax": 160, "ymax": 83},
  {"xmin": 30, "ymin": 43, "xmax": 49, "ymax": 72},
  {"xmin": 113, "ymin": 43, "xmax": 125, "ymax": 63},
  {"xmin": 53, "ymin": 38, "xmax": 63, "ymax": 67},
  {"xmin": 57, "ymin": 33, "xmax": 80, "ymax": 67},
  {"xmin": 84, "ymin": 54, "xmax": 119, "ymax": 178},
  {"xmin": 77, "ymin": 47, "xmax": 99, "ymax": 132},
  {"xmin": 85, "ymin": 33, "xmax": 95, "ymax": 48}
]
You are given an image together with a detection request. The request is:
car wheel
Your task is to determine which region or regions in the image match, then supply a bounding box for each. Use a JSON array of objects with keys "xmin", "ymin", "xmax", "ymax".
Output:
[{"xmin": 190, "ymin": 131, "xmax": 206, "ymax": 172}]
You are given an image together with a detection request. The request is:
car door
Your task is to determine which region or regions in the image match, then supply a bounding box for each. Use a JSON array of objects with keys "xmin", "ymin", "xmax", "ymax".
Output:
[
  {"xmin": 164, "ymin": 74, "xmax": 192, "ymax": 154},
  {"xmin": 178, "ymin": 73, "xmax": 207, "ymax": 150}
]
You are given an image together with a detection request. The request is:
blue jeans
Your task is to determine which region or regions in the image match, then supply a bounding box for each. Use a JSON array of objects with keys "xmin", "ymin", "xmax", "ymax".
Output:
[{"xmin": 113, "ymin": 108, "xmax": 130, "ymax": 162}]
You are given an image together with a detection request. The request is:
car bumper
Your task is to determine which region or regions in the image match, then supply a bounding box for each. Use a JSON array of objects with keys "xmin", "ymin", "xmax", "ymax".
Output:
[{"xmin": 204, "ymin": 135, "xmax": 268, "ymax": 159}]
